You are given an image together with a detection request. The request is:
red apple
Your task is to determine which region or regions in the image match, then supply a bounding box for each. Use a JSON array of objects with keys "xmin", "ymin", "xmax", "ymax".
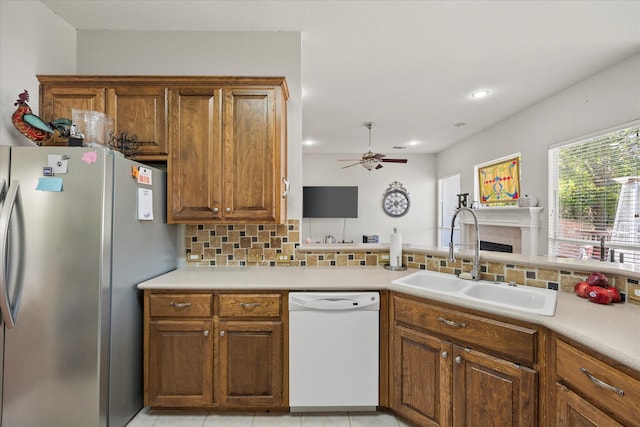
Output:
[
  {"xmin": 587, "ymin": 286, "xmax": 613, "ymax": 304},
  {"xmin": 605, "ymin": 287, "xmax": 621, "ymax": 303},
  {"xmin": 574, "ymin": 281, "xmax": 591, "ymax": 298},
  {"xmin": 587, "ymin": 272, "xmax": 609, "ymax": 288}
]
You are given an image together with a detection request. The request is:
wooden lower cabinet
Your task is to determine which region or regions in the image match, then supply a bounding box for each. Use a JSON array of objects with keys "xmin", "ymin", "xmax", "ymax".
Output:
[
  {"xmin": 553, "ymin": 336, "xmax": 640, "ymax": 426},
  {"xmin": 219, "ymin": 320, "xmax": 283, "ymax": 407},
  {"xmin": 144, "ymin": 290, "xmax": 286, "ymax": 410},
  {"xmin": 555, "ymin": 383, "xmax": 623, "ymax": 427},
  {"xmin": 390, "ymin": 293, "xmax": 539, "ymax": 427},
  {"xmin": 452, "ymin": 345, "xmax": 537, "ymax": 427},
  {"xmin": 147, "ymin": 319, "xmax": 214, "ymax": 407},
  {"xmin": 393, "ymin": 325, "xmax": 452, "ymax": 426}
]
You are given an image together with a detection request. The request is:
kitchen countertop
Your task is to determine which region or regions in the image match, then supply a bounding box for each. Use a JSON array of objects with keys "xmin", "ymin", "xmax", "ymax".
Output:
[{"xmin": 139, "ymin": 266, "xmax": 640, "ymax": 372}]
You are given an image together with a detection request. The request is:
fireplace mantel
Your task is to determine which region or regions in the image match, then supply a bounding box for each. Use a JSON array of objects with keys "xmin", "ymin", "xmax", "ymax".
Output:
[{"xmin": 459, "ymin": 207, "xmax": 544, "ymax": 255}]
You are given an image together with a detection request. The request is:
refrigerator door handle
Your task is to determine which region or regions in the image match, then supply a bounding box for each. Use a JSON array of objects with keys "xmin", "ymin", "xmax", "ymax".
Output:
[{"xmin": 0, "ymin": 181, "xmax": 25, "ymax": 328}]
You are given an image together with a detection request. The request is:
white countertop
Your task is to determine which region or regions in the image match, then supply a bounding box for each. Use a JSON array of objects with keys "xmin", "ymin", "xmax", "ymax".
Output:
[{"xmin": 139, "ymin": 266, "xmax": 640, "ymax": 372}]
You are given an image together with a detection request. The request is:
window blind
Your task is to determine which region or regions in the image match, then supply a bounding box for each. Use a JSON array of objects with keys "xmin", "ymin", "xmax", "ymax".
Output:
[{"xmin": 549, "ymin": 123, "xmax": 640, "ymax": 265}]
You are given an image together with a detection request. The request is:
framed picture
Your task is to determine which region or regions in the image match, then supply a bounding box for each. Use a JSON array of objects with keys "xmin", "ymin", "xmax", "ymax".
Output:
[{"xmin": 478, "ymin": 156, "xmax": 520, "ymax": 205}]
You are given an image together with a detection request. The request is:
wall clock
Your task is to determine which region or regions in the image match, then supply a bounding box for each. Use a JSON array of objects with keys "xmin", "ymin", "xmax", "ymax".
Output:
[{"xmin": 382, "ymin": 181, "xmax": 410, "ymax": 217}]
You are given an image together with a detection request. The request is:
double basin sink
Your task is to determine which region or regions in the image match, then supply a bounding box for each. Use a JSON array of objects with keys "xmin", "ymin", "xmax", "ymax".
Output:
[{"xmin": 392, "ymin": 270, "xmax": 557, "ymax": 316}]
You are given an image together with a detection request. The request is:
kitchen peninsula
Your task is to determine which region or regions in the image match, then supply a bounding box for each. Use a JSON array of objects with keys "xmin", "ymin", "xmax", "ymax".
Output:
[{"xmin": 139, "ymin": 248, "xmax": 640, "ymax": 426}]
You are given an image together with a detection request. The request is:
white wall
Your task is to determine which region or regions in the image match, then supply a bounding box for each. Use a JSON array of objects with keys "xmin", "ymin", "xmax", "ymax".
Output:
[
  {"xmin": 76, "ymin": 30, "xmax": 303, "ymax": 219},
  {"xmin": 437, "ymin": 52, "xmax": 640, "ymax": 255},
  {"xmin": 302, "ymin": 153, "xmax": 437, "ymax": 245},
  {"xmin": 0, "ymin": 1, "xmax": 76, "ymax": 146}
]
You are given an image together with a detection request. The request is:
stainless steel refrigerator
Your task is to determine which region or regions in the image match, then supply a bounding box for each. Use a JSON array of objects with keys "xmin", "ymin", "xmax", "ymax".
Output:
[{"xmin": 0, "ymin": 146, "xmax": 177, "ymax": 427}]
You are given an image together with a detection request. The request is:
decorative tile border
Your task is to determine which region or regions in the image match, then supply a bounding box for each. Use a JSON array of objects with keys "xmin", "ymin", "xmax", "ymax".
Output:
[{"xmin": 184, "ymin": 219, "xmax": 637, "ymax": 303}]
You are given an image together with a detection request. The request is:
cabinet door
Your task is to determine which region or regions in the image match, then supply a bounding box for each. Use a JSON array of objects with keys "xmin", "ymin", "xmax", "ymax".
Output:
[
  {"xmin": 106, "ymin": 86, "xmax": 167, "ymax": 160},
  {"xmin": 39, "ymin": 86, "xmax": 106, "ymax": 146},
  {"xmin": 392, "ymin": 325, "xmax": 452, "ymax": 427},
  {"xmin": 218, "ymin": 320, "xmax": 284, "ymax": 408},
  {"xmin": 168, "ymin": 87, "xmax": 223, "ymax": 222},
  {"xmin": 147, "ymin": 320, "xmax": 214, "ymax": 407},
  {"xmin": 452, "ymin": 345, "xmax": 537, "ymax": 427},
  {"xmin": 555, "ymin": 383, "xmax": 623, "ymax": 427},
  {"xmin": 222, "ymin": 88, "xmax": 281, "ymax": 222}
]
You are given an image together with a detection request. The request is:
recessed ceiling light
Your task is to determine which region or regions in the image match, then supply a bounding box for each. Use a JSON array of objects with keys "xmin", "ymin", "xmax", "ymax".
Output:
[
  {"xmin": 303, "ymin": 139, "xmax": 315, "ymax": 146},
  {"xmin": 471, "ymin": 89, "xmax": 490, "ymax": 99},
  {"xmin": 407, "ymin": 140, "xmax": 420, "ymax": 146}
]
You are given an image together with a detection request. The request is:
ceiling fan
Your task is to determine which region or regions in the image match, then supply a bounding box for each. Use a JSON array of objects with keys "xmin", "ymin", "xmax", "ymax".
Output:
[{"xmin": 338, "ymin": 122, "xmax": 408, "ymax": 170}]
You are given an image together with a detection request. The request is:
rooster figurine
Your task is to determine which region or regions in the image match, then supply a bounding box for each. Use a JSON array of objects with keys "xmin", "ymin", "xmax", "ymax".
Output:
[{"xmin": 12, "ymin": 90, "xmax": 72, "ymax": 144}]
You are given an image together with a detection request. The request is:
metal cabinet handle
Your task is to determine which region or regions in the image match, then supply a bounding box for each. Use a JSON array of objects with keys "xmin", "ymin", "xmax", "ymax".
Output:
[
  {"xmin": 220, "ymin": 331, "xmax": 225, "ymax": 337},
  {"xmin": 204, "ymin": 330, "xmax": 210, "ymax": 337},
  {"xmin": 239, "ymin": 302, "xmax": 260, "ymax": 308},
  {"xmin": 281, "ymin": 177, "xmax": 290, "ymax": 198},
  {"xmin": 438, "ymin": 316, "xmax": 467, "ymax": 328},
  {"xmin": 213, "ymin": 207, "xmax": 219, "ymax": 213},
  {"xmin": 455, "ymin": 356, "xmax": 462, "ymax": 364},
  {"xmin": 169, "ymin": 302, "xmax": 192, "ymax": 308},
  {"xmin": 225, "ymin": 207, "xmax": 231, "ymax": 213},
  {"xmin": 441, "ymin": 351, "xmax": 448, "ymax": 359},
  {"xmin": 580, "ymin": 367, "xmax": 625, "ymax": 396}
]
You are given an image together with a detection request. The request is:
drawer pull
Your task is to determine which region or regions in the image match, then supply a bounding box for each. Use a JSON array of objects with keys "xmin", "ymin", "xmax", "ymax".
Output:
[
  {"xmin": 441, "ymin": 351, "xmax": 448, "ymax": 359},
  {"xmin": 203, "ymin": 330, "xmax": 210, "ymax": 337},
  {"xmin": 239, "ymin": 302, "xmax": 261, "ymax": 309},
  {"xmin": 580, "ymin": 367, "xmax": 625, "ymax": 397},
  {"xmin": 437, "ymin": 317, "xmax": 467, "ymax": 328},
  {"xmin": 455, "ymin": 356, "xmax": 462, "ymax": 364},
  {"xmin": 169, "ymin": 302, "xmax": 192, "ymax": 308}
]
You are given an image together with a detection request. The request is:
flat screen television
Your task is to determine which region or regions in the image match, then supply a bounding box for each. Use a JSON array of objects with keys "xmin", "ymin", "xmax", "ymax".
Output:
[{"xmin": 303, "ymin": 186, "xmax": 358, "ymax": 218}]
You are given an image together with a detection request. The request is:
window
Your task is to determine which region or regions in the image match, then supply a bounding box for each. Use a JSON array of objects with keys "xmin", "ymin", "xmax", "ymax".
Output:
[
  {"xmin": 438, "ymin": 173, "xmax": 461, "ymax": 247},
  {"xmin": 549, "ymin": 122, "xmax": 640, "ymax": 265}
]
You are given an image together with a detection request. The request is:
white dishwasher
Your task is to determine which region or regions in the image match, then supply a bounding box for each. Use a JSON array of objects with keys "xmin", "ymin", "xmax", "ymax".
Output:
[{"xmin": 288, "ymin": 291, "xmax": 379, "ymax": 412}]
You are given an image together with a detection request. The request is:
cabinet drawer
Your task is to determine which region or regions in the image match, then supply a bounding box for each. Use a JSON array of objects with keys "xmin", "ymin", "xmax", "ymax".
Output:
[
  {"xmin": 218, "ymin": 294, "xmax": 281, "ymax": 318},
  {"xmin": 393, "ymin": 295, "xmax": 537, "ymax": 364},
  {"xmin": 556, "ymin": 339, "xmax": 640, "ymax": 425},
  {"xmin": 149, "ymin": 293, "xmax": 213, "ymax": 318}
]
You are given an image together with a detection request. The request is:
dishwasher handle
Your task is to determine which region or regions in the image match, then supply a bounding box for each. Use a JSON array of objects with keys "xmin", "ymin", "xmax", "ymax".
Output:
[{"xmin": 289, "ymin": 292, "xmax": 380, "ymax": 311}]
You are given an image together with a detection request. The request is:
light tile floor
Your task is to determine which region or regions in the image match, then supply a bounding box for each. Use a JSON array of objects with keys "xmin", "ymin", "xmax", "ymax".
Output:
[{"xmin": 126, "ymin": 407, "xmax": 413, "ymax": 427}]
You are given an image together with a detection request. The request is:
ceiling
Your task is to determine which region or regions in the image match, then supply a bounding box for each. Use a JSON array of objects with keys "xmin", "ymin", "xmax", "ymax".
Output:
[{"xmin": 41, "ymin": 0, "xmax": 640, "ymax": 155}]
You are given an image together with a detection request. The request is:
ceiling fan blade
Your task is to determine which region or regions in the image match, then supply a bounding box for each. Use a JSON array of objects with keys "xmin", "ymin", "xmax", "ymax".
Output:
[
  {"xmin": 337, "ymin": 159, "xmax": 364, "ymax": 161},
  {"xmin": 381, "ymin": 158, "xmax": 408, "ymax": 163},
  {"xmin": 341, "ymin": 162, "xmax": 363, "ymax": 169}
]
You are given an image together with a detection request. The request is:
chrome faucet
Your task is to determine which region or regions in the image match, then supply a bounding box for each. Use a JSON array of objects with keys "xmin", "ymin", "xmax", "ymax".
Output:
[{"xmin": 448, "ymin": 207, "xmax": 481, "ymax": 280}]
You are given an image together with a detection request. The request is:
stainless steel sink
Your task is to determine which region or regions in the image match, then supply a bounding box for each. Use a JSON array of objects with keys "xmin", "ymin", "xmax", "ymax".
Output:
[{"xmin": 392, "ymin": 270, "xmax": 557, "ymax": 316}]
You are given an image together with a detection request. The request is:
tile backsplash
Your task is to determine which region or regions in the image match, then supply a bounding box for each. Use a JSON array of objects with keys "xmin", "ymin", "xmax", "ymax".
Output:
[{"xmin": 184, "ymin": 219, "xmax": 637, "ymax": 304}]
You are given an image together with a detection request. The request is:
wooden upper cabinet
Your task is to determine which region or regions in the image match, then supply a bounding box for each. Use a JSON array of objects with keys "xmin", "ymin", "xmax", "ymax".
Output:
[
  {"xmin": 39, "ymin": 84, "xmax": 106, "ymax": 147},
  {"xmin": 224, "ymin": 88, "xmax": 279, "ymax": 222},
  {"xmin": 168, "ymin": 87, "xmax": 223, "ymax": 222},
  {"xmin": 168, "ymin": 80, "xmax": 288, "ymax": 224},
  {"xmin": 106, "ymin": 86, "xmax": 168, "ymax": 160}
]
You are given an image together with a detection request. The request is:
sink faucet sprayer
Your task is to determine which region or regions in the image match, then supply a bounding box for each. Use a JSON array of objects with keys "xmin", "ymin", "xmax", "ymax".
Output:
[{"xmin": 448, "ymin": 207, "xmax": 481, "ymax": 280}]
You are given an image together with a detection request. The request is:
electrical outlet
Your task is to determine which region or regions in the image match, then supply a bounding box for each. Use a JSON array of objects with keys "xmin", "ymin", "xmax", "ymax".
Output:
[
  {"xmin": 276, "ymin": 254, "xmax": 291, "ymax": 263},
  {"xmin": 247, "ymin": 249, "xmax": 262, "ymax": 262},
  {"xmin": 187, "ymin": 253, "xmax": 201, "ymax": 262},
  {"xmin": 627, "ymin": 284, "xmax": 640, "ymax": 303}
]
